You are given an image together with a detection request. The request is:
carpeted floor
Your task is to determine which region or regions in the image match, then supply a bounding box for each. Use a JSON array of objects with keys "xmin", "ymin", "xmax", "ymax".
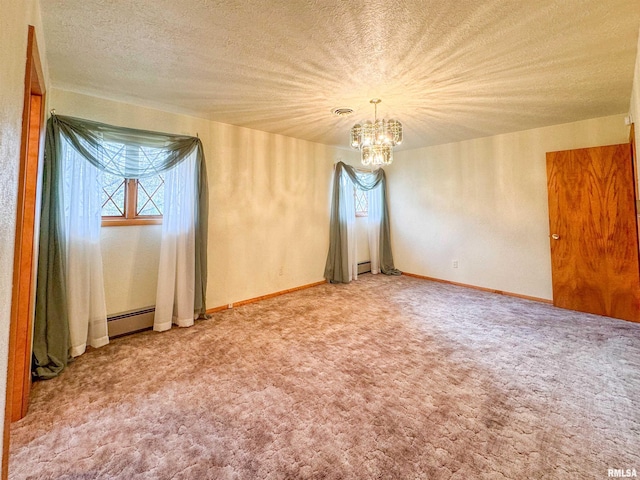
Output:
[{"xmin": 9, "ymin": 274, "xmax": 640, "ymax": 479}]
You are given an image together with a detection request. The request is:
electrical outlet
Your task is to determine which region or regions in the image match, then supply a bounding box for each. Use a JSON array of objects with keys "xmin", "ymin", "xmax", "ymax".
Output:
[
  {"xmin": 228, "ymin": 303, "xmax": 233, "ymax": 309},
  {"xmin": 452, "ymin": 260, "xmax": 459, "ymax": 269},
  {"xmin": 278, "ymin": 266, "xmax": 284, "ymax": 276}
]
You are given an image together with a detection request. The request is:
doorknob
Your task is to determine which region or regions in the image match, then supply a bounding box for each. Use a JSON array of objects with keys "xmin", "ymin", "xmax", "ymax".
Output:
[{"xmin": 551, "ymin": 234, "xmax": 560, "ymax": 240}]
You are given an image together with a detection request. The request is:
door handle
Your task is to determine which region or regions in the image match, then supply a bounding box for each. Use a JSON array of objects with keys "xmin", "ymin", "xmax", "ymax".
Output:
[{"xmin": 551, "ymin": 234, "xmax": 560, "ymax": 240}]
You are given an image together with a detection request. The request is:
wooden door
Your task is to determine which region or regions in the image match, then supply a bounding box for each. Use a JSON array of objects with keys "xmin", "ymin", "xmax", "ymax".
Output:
[{"xmin": 546, "ymin": 144, "xmax": 640, "ymax": 322}]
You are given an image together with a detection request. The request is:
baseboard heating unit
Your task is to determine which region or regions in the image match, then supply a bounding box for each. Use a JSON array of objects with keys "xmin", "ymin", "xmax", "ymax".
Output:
[
  {"xmin": 358, "ymin": 261, "xmax": 371, "ymax": 275},
  {"xmin": 107, "ymin": 307, "xmax": 155, "ymax": 338}
]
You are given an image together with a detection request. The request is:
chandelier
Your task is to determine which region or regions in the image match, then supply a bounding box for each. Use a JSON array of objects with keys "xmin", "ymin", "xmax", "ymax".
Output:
[{"xmin": 350, "ymin": 99, "xmax": 403, "ymax": 167}]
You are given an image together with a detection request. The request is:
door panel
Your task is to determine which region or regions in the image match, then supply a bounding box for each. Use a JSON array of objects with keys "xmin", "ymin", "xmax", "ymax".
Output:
[
  {"xmin": 546, "ymin": 144, "xmax": 640, "ymax": 322},
  {"xmin": 604, "ymin": 146, "xmax": 640, "ymax": 320}
]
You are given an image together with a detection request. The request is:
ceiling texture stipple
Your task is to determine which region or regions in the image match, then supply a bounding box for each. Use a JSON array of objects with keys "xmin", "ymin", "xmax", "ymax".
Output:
[{"xmin": 41, "ymin": 0, "xmax": 640, "ymax": 150}]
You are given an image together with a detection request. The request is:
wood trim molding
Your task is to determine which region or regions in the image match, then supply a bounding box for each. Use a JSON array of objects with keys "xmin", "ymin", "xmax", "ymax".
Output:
[
  {"xmin": 402, "ymin": 272, "xmax": 553, "ymax": 304},
  {"xmin": 630, "ymin": 124, "xmax": 638, "ymax": 201},
  {"xmin": 628, "ymin": 124, "xmax": 640, "ymax": 283},
  {"xmin": 206, "ymin": 281, "xmax": 326, "ymax": 315},
  {"xmin": 125, "ymin": 178, "xmax": 137, "ymax": 219},
  {"xmin": 101, "ymin": 217, "xmax": 163, "ymax": 227},
  {"xmin": 204, "ymin": 274, "xmax": 553, "ymax": 316},
  {"xmin": 4, "ymin": 25, "xmax": 46, "ymax": 480}
]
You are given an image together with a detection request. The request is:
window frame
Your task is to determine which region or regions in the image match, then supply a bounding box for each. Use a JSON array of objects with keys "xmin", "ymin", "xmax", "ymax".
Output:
[{"xmin": 101, "ymin": 178, "xmax": 163, "ymax": 227}]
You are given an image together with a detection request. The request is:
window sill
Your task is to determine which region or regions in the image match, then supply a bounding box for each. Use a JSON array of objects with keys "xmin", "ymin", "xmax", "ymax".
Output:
[{"xmin": 101, "ymin": 217, "xmax": 162, "ymax": 227}]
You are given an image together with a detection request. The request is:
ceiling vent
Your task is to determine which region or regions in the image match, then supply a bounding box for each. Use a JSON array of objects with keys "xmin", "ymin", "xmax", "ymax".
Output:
[{"xmin": 332, "ymin": 107, "xmax": 354, "ymax": 117}]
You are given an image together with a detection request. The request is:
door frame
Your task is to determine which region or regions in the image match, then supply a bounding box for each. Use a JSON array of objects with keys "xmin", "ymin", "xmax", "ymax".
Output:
[{"xmin": 3, "ymin": 24, "xmax": 46, "ymax": 479}]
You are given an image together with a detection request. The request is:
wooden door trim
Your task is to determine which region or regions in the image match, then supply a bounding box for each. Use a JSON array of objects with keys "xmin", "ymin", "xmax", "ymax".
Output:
[
  {"xmin": 630, "ymin": 123, "xmax": 637, "ymax": 201},
  {"xmin": 3, "ymin": 25, "xmax": 45, "ymax": 480},
  {"xmin": 13, "ymin": 94, "xmax": 43, "ymax": 421},
  {"xmin": 630, "ymin": 124, "xmax": 640, "ymax": 282}
]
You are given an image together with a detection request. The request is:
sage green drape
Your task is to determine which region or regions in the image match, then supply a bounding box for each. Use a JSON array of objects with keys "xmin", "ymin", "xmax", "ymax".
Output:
[
  {"xmin": 32, "ymin": 118, "xmax": 70, "ymax": 379},
  {"xmin": 33, "ymin": 114, "xmax": 209, "ymax": 379},
  {"xmin": 324, "ymin": 161, "xmax": 400, "ymax": 283}
]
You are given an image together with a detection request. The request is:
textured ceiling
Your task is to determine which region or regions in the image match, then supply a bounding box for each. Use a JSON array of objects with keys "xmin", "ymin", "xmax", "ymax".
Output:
[{"xmin": 41, "ymin": 0, "xmax": 640, "ymax": 150}]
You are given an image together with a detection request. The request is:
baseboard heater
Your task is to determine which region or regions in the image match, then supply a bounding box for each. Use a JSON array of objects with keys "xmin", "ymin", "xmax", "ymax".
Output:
[
  {"xmin": 107, "ymin": 307, "xmax": 155, "ymax": 338},
  {"xmin": 358, "ymin": 261, "xmax": 371, "ymax": 275}
]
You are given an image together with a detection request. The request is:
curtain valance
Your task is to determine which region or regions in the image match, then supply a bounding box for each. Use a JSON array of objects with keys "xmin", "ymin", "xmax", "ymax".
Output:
[{"xmin": 53, "ymin": 115, "xmax": 201, "ymax": 178}]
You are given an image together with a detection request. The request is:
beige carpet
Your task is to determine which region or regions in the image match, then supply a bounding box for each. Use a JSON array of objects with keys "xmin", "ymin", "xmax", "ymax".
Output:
[{"xmin": 10, "ymin": 275, "xmax": 640, "ymax": 479}]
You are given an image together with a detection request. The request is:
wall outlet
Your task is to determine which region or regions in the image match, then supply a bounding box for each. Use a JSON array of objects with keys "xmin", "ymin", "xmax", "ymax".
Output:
[
  {"xmin": 278, "ymin": 266, "xmax": 284, "ymax": 276},
  {"xmin": 228, "ymin": 303, "xmax": 233, "ymax": 309},
  {"xmin": 452, "ymin": 260, "xmax": 459, "ymax": 269}
]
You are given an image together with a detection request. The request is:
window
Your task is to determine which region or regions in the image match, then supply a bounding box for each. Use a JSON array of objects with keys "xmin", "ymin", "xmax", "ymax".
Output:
[
  {"xmin": 100, "ymin": 142, "xmax": 165, "ymax": 226},
  {"xmin": 102, "ymin": 174, "xmax": 164, "ymax": 225},
  {"xmin": 354, "ymin": 186, "xmax": 368, "ymax": 217}
]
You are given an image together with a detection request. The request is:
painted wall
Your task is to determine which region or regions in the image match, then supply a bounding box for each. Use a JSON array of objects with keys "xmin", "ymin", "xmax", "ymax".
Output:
[
  {"xmin": 49, "ymin": 88, "xmax": 351, "ymax": 314},
  {"xmin": 100, "ymin": 226, "xmax": 162, "ymax": 313},
  {"xmin": 386, "ymin": 114, "xmax": 629, "ymax": 300},
  {"xmin": 0, "ymin": 0, "xmax": 49, "ymax": 466},
  {"xmin": 354, "ymin": 217, "xmax": 371, "ymax": 264}
]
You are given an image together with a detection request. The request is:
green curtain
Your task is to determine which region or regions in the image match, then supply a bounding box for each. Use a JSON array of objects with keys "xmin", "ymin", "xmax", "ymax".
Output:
[
  {"xmin": 323, "ymin": 161, "xmax": 401, "ymax": 283},
  {"xmin": 32, "ymin": 119, "xmax": 70, "ymax": 379},
  {"xmin": 33, "ymin": 114, "xmax": 209, "ymax": 379}
]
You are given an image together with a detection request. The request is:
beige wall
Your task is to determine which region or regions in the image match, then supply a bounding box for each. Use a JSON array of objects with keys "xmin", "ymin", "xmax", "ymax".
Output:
[
  {"xmin": 354, "ymin": 217, "xmax": 371, "ymax": 264},
  {"xmin": 386, "ymin": 114, "xmax": 629, "ymax": 300},
  {"xmin": 50, "ymin": 88, "xmax": 349, "ymax": 314},
  {"xmin": 0, "ymin": 0, "xmax": 49, "ymax": 465},
  {"xmin": 100, "ymin": 226, "xmax": 162, "ymax": 313}
]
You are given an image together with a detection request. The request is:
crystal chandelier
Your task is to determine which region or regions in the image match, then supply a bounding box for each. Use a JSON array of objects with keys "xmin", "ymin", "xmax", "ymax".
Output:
[{"xmin": 350, "ymin": 99, "xmax": 403, "ymax": 167}]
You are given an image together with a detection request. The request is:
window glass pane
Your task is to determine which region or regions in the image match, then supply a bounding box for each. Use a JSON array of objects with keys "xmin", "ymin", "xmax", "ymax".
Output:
[
  {"xmin": 99, "ymin": 141, "xmax": 128, "ymax": 177},
  {"xmin": 101, "ymin": 171, "xmax": 126, "ymax": 217},
  {"xmin": 137, "ymin": 174, "xmax": 164, "ymax": 216},
  {"xmin": 354, "ymin": 187, "xmax": 368, "ymax": 216},
  {"xmin": 138, "ymin": 146, "xmax": 167, "ymax": 176}
]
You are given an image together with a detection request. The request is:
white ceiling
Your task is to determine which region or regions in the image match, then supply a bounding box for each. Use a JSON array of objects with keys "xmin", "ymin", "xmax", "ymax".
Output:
[{"xmin": 41, "ymin": 0, "xmax": 640, "ymax": 150}]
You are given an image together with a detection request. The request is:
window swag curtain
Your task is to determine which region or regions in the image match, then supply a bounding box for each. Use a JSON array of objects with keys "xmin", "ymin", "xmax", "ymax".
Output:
[
  {"xmin": 323, "ymin": 161, "xmax": 400, "ymax": 283},
  {"xmin": 33, "ymin": 114, "xmax": 209, "ymax": 379}
]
